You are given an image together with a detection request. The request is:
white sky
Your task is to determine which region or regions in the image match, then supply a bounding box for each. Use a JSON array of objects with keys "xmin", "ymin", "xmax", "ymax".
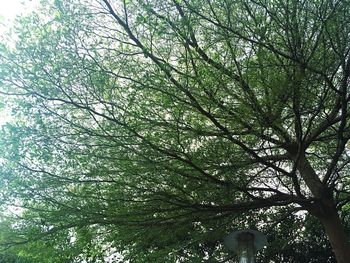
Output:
[{"xmin": 0, "ymin": 0, "xmax": 40, "ymax": 23}]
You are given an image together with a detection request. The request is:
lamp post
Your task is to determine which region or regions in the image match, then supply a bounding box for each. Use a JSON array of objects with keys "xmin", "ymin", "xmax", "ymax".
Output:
[{"xmin": 224, "ymin": 229, "xmax": 267, "ymax": 263}]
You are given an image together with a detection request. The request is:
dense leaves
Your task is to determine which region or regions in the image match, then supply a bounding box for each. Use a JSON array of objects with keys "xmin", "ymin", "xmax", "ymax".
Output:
[{"xmin": 1, "ymin": 0, "xmax": 350, "ymax": 262}]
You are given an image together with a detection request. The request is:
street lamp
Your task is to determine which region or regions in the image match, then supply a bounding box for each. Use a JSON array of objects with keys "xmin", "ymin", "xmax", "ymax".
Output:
[{"xmin": 224, "ymin": 229, "xmax": 267, "ymax": 263}]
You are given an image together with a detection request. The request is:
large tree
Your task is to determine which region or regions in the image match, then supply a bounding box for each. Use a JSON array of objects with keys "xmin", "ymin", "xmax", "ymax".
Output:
[{"xmin": 1, "ymin": 0, "xmax": 350, "ymax": 262}]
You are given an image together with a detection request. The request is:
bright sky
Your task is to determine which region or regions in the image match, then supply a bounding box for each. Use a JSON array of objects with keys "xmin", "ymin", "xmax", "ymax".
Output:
[{"xmin": 0, "ymin": 0, "xmax": 40, "ymax": 23}]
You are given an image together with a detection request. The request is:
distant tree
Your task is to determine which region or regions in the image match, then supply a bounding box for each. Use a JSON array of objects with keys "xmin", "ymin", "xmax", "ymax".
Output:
[
  {"xmin": 1, "ymin": 0, "xmax": 350, "ymax": 262},
  {"xmin": 260, "ymin": 213, "xmax": 339, "ymax": 263}
]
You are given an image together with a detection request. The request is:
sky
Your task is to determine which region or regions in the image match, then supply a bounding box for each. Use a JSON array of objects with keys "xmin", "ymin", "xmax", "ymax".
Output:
[
  {"xmin": 0, "ymin": 0, "xmax": 39, "ymax": 24},
  {"xmin": 0, "ymin": 0, "xmax": 40, "ymax": 36}
]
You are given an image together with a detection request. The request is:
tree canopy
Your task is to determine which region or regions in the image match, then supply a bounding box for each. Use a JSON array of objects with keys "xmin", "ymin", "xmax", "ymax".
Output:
[{"xmin": 1, "ymin": 0, "xmax": 350, "ymax": 262}]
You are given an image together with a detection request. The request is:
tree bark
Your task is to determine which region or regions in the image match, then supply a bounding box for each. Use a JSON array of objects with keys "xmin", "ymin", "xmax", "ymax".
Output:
[
  {"xmin": 319, "ymin": 208, "xmax": 350, "ymax": 263},
  {"xmin": 296, "ymin": 155, "xmax": 350, "ymax": 263}
]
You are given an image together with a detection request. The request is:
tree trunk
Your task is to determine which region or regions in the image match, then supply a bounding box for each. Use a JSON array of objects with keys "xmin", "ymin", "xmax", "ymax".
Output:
[
  {"xmin": 296, "ymin": 155, "xmax": 350, "ymax": 263},
  {"xmin": 319, "ymin": 209, "xmax": 350, "ymax": 263}
]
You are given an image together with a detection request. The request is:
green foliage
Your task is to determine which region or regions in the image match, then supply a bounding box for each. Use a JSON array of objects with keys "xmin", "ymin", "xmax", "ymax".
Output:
[
  {"xmin": 261, "ymin": 214, "xmax": 337, "ymax": 263},
  {"xmin": 1, "ymin": 0, "xmax": 350, "ymax": 262}
]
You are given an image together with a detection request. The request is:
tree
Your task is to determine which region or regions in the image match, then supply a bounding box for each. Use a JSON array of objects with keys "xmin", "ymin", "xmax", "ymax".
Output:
[{"xmin": 1, "ymin": 0, "xmax": 350, "ymax": 262}]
